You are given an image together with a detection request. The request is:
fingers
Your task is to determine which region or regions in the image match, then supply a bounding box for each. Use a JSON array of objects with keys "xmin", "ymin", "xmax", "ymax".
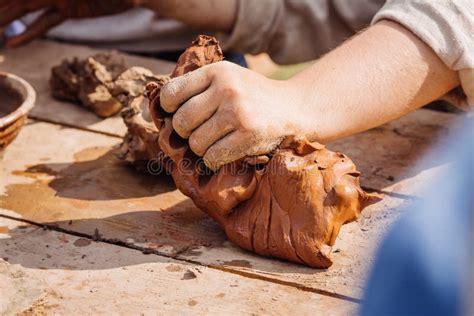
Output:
[
  {"xmin": 203, "ymin": 131, "xmax": 283, "ymax": 170},
  {"xmin": 160, "ymin": 66, "xmax": 212, "ymax": 113},
  {"xmin": 188, "ymin": 111, "xmax": 235, "ymax": 157},
  {"xmin": 172, "ymin": 87, "xmax": 219, "ymax": 138},
  {"xmin": 6, "ymin": 9, "xmax": 64, "ymax": 48},
  {"xmin": 203, "ymin": 132, "xmax": 247, "ymax": 171}
]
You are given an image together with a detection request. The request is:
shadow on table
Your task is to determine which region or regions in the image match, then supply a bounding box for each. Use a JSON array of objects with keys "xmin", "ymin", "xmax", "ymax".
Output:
[{"xmin": 17, "ymin": 148, "xmax": 176, "ymax": 200}]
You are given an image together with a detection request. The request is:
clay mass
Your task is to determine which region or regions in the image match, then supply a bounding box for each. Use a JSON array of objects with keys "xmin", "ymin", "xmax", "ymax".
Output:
[
  {"xmin": 145, "ymin": 35, "xmax": 380, "ymax": 269},
  {"xmin": 50, "ymin": 52, "xmax": 164, "ymax": 118},
  {"xmin": 49, "ymin": 51, "xmax": 170, "ymax": 169}
]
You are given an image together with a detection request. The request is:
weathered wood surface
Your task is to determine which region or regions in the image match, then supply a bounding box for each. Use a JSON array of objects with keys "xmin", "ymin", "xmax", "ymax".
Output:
[
  {"xmin": 0, "ymin": 40, "xmax": 175, "ymax": 137},
  {"xmin": 328, "ymin": 108, "xmax": 458, "ymax": 195},
  {"xmin": 0, "ymin": 40, "xmax": 464, "ymax": 313},
  {"xmin": 1, "ymin": 217, "xmax": 355, "ymax": 315},
  {"xmin": 0, "ymin": 108, "xmax": 459, "ymax": 299}
]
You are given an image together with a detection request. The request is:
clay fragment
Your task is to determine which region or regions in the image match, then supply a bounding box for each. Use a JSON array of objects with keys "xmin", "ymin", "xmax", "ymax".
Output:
[
  {"xmin": 147, "ymin": 35, "xmax": 381, "ymax": 268},
  {"xmin": 118, "ymin": 74, "xmax": 170, "ymax": 171},
  {"xmin": 50, "ymin": 51, "xmax": 171, "ymax": 169},
  {"xmin": 50, "ymin": 52, "xmax": 163, "ymax": 118}
]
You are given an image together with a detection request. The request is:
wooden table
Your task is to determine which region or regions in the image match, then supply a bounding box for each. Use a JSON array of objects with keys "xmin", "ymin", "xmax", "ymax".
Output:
[{"xmin": 0, "ymin": 40, "xmax": 460, "ymax": 315}]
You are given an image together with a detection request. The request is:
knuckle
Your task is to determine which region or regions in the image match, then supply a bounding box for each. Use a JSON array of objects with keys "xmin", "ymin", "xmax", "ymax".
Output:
[
  {"xmin": 182, "ymin": 97, "xmax": 198, "ymax": 112},
  {"xmin": 220, "ymin": 61, "xmax": 234, "ymax": 72},
  {"xmin": 221, "ymin": 85, "xmax": 240, "ymax": 100},
  {"xmin": 211, "ymin": 60, "xmax": 232, "ymax": 73},
  {"xmin": 203, "ymin": 63, "xmax": 218, "ymax": 77},
  {"xmin": 172, "ymin": 112, "xmax": 191, "ymax": 138},
  {"xmin": 241, "ymin": 121, "xmax": 264, "ymax": 142},
  {"xmin": 210, "ymin": 60, "xmax": 235, "ymax": 80},
  {"xmin": 239, "ymin": 118, "xmax": 256, "ymax": 133},
  {"xmin": 233, "ymin": 106, "xmax": 256, "ymax": 132},
  {"xmin": 216, "ymin": 105, "xmax": 240, "ymax": 131},
  {"xmin": 159, "ymin": 84, "xmax": 176, "ymax": 112},
  {"xmin": 160, "ymin": 79, "xmax": 182, "ymax": 112},
  {"xmin": 203, "ymin": 148, "xmax": 219, "ymax": 171},
  {"xmin": 188, "ymin": 133, "xmax": 204, "ymax": 156}
]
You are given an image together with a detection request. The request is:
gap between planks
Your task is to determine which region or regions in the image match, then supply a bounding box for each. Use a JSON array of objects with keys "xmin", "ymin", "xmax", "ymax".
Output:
[
  {"xmin": 0, "ymin": 212, "xmax": 362, "ymax": 304},
  {"xmin": 29, "ymin": 115, "xmax": 123, "ymax": 139}
]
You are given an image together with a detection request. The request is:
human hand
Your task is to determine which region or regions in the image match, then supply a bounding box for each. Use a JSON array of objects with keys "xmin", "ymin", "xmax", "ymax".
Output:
[
  {"xmin": 148, "ymin": 35, "xmax": 381, "ymax": 269},
  {"xmin": 160, "ymin": 61, "xmax": 307, "ymax": 170},
  {"xmin": 0, "ymin": 0, "xmax": 139, "ymax": 47}
]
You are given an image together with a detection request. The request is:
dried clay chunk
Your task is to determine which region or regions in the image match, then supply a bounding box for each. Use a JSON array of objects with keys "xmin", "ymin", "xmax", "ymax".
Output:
[
  {"xmin": 50, "ymin": 52, "xmax": 161, "ymax": 118},
  {"xmin": 146, "ymin": 35, "xmax": 381, "ymax": 268},
  {"xmin": 118, "ymin": 74, "xmax": 169, "ymax": 171}
]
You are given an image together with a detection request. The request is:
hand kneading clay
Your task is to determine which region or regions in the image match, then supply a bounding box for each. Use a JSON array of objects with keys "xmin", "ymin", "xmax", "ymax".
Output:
[{"xmin": 146, "ymin": 35, "xmax": 381, "ymax": 268}]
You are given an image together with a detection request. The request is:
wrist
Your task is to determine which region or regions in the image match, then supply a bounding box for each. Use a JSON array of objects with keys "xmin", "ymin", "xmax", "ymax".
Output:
[{"xmin": 284, "ymin": 77, "xmax": 326, "ymax": 143}]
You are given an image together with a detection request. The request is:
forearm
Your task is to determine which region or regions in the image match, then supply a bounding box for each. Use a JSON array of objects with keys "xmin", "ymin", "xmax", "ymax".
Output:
[
  {"xmin": 290, "ymin": 20, "xmax": 460, "ymax": 143},
  {"xmin": 140, "ymin": 0, "xmax": 237, "ymax": 32}
]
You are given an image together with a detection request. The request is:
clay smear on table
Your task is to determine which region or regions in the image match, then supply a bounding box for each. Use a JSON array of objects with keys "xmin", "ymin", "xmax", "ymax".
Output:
[{"xmin": 144, "ymin": 35, "xmax": 380, "ymax": 268}]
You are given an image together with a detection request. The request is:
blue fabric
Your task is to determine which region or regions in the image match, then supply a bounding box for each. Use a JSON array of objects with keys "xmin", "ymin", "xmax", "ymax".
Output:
[
  {"xmin": 361, "ymin": 118, "xmax": 473, "ymax": 316},
  {"xmin": 222, "ymin": 52, "xmax": 248, "ymax": 68},
  {"xmin": 5, "ymin": 20, "xmax": 26, "ymax": 37}
]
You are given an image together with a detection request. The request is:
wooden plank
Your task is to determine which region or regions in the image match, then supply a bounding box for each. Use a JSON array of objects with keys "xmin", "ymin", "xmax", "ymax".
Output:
[
  {"xmin": 328, "ymin": 108, "xmax": 458, "ymax": 196},
  {"xmin": 0, "ymin": 108, "xmax": 458, "ymax": 299},
  {"xmin": 0, "ymin": 217, "xmax": 354, "ymax": 315},
  {"xmin": 0, "ymin": 40, "xmax": 175, "ymax": 137}
]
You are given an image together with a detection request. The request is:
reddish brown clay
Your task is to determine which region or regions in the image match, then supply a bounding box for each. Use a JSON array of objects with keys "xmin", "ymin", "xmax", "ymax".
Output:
[
  {"xmin": 50, "ymin": 52, "xmax": 162, "ymax": 118},
  {"xmin": 146, "ymin": 35, "xmax": 380, "ymax": 268},
  {"xmin": 119, "ymin": 94, "xmax": 162, "ymax": 171}
]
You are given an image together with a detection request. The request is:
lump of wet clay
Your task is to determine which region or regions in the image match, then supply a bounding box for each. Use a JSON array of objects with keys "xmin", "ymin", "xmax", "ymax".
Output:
[
  {"xmin": 146, "ymin": 35, "xmax": 381, "ymax": 268},
  {"xmin": 50, "ymin": 52, "xmax": 160, "ymax": 118}
]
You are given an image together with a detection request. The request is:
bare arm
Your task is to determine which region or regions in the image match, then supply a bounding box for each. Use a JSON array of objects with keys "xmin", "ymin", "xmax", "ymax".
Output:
[
  {"xmin": 290, "ymin": 19, "xmax": 459, "ymax": 142},
  {"xmin": 161, "ymin": 20, "xmax": 460, "ymax": 170}
]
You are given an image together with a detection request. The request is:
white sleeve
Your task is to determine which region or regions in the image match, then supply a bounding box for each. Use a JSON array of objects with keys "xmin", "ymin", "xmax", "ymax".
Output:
[{"xmin": 372, "ymin": 0, "xmax": 474, "ymax": 110}]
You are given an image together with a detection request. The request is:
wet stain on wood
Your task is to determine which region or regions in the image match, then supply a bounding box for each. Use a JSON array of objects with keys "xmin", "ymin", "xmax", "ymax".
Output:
[
  {"xmin": 73, "ymin": 238, "xmax": 92, "ymax": 247},
  {"xmin": 1, "ymin": 146, "xmax": 227, "ymax": 256},
  {"xmin": 222, "ymin": 260, "xmax": 253, "ymax": 268},
  {"xmin": 165, "ymin": 264, "xmax": 183, "ymax": 273},
  {"xmin": 1, "ymin": 147, "xmax": 178, "ymax": 220}
]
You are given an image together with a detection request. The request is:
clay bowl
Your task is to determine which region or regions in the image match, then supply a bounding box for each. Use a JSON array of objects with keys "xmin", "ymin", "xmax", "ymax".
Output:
[{"xmin": 0, "ymin": 72, "xmax": 36, "ymax": 151}]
